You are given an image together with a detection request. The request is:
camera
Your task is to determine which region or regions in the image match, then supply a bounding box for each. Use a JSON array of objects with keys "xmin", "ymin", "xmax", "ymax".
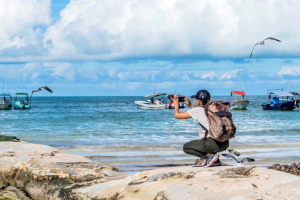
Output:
[
  {"xmin": 178, "ymin": 96, "xmax": 185, "ymax": 102},
  {"xmin": 168, "ymin": 94, "xmax": 185, "ymax": 102}
]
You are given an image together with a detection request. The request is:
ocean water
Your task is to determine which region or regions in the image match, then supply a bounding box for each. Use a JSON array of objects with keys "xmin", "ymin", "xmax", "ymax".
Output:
[{"xmin": 1, "ymin": 96, "xmax": 300, "ymax": 174}]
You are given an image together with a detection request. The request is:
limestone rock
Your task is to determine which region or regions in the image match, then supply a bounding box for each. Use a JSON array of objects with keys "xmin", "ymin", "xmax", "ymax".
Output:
[
  {"xmin": 153, "ymin": 191, "xmax": 168, "ymax": 200},
  {"xmin": 118, "ymin": 166, "xmax": 300, "ymax": 200},
  {"xmin": 0, "ymin": 142, "xmax": 128, "ymax": 200},
  {"xmin": 0, "ymin": 186, "xmax": 31, "ymax": 200}
]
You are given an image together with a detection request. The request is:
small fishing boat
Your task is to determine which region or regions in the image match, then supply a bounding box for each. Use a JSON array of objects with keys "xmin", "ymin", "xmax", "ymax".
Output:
[
  {"xmin": 262, "ymin": 91, "xmax": 294, "ymax": 110},
  {"xmin": 229, "ymin": 90, "xmax": 249, "ymax": 110},
  {"xmin": 0, "ymin": 93, "xmax": 12, "ymax": 110},
  {"xmin": 13, "ymin": 86, "xmax": 53, "ymax": 110},
  {"xmin": 13, "ymin": 93, "xmax": 31, "ymax": 110},
  {"xmin": 134, "ymin": 93, "xmax": 168, "ymax": 109}
]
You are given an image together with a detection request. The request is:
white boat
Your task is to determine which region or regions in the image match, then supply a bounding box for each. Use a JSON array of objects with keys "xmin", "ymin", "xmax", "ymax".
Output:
[
  {"xmin": 134, "ymin": 93, "xmax": 168, "ymax": 109},
  {"xmin": 0, "ymin": 93, "xmax": 12, "ymax": 110},
  {"xmin": 229, "ymin": 90, "xmax": 249, "ymax": 110},
  {"xmin": 230, "ymin": 100, "xmax": 249, "ymax": 110}
]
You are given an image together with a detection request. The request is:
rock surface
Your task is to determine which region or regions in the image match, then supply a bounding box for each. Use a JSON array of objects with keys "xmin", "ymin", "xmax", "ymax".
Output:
[
  {"xmin": 268, "ymin": 162, "xmax": 300, "ymax": 176},
  {"xmin": 1, "ymin": 141, "xmax": 300, "ymax": 200},
  {"xmin": 117, "ymin": 165, "xmax": 300, "ymax": 200},
  {"xmin": 0, "ymin": 142, "xmax": 127, "ymax": 200}
]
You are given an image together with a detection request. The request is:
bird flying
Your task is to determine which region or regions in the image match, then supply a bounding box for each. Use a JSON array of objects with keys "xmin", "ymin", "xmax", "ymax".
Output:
[
  {"xmin": 30, "ymin": 86, "xmax": 53, "ymax": 101},
  {"xmin": 32, "ymin": 86, "xmax": 53, "ymax": 94},
  {"xmin": 249, "ymin": 37, "xmax": 281, "ymax": 58}
]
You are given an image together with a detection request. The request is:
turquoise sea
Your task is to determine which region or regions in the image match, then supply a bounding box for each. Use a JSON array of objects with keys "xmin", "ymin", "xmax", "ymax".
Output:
[{"xmin": 1, "ymin": 96, "xmax": 300, "ymax": 174}]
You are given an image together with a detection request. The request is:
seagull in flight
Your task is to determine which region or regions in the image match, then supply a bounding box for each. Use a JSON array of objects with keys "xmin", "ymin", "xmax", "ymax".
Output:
[
  {"xmin": 249, "ymin": 37, "xmax": 281, "ymax": 58},
  {"xmin": 30, "ymin": 86, "xmax": 53, "ymax": 100},
  {"xmin": 32, "ymin": 86, "xmax": 53, "ymax": 94}
]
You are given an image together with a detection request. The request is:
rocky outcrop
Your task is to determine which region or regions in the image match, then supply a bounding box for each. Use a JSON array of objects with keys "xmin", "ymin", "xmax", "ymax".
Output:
[
  {"xmin": 0, "ymin": 142, "xmax": 127, "ymax": 200},
  {"xmin": 268, "ymin": 162, "xmax": 300, "ymax": 176},
  {"xmin": 1, "ymin": 141, "xmax": 300, "ymax": 200},
  {"xmin": 0, "ymin": 186, "xmax": 31, "ymax": 200},
  {"xmin": 117, "ymin": 165, "xmax": 300, "ymax": 200}
]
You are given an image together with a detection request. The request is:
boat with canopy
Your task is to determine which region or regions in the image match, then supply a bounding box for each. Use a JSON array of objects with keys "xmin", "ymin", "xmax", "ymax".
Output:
[
  {"xmin": 229, "ymin": 90, "xmax": 249, "ymax": 110},
  {"xmin": 0, "ymin": 80, "xmax": 12, "ymax": 110},
  {"xmin": 262, "ymin": 91, "xmax": 295, "ymax": 110},
  {"xmin": 13, "ymin": 86, "xmax": 53, "ymax": 110},
  {"xmin": 13, "ymin": 93, "xmax": 31, "ymax": 110},
  {"xmin": 134, "ymin": 93, "xmax": 168, "ymax": 109},
  {"xmin": 0, "ymin": 93, "xmax": 12, "ymax": 110}
]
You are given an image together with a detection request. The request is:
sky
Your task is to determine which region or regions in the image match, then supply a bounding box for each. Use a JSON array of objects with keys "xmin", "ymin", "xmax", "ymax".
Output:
[{"xmin": 1, "ymin": 0, "xmax": 300, "ymax": 96}]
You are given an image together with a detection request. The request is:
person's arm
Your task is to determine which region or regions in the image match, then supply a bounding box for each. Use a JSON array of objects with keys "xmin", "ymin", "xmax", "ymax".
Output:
[{"xmin": 171, "ymin": 94, "xmax": 192, "ymax": 119}]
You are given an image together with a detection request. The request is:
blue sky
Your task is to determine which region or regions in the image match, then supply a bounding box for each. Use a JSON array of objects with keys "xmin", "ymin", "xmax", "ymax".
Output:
[{"xmin": 1, "ymin": 0, "xmax": 300, "ymax": 96}]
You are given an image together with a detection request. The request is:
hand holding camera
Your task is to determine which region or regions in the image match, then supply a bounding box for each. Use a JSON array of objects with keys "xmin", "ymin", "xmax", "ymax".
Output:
[
  {"xmin": 183, "ymin": 96, "xmax": 193, "ymax": 108},
  {"xmin": 170, "ymin": 94, "xmax": 179, "ymax": 104},
  {"xmin": 168, "ymin": 94, "xmax": 185, "ymax": 102}
]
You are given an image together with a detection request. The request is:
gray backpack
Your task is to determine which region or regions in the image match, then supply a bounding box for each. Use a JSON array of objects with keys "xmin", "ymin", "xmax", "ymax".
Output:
[{"xmin": 198, "ymin": 101, "xmax": 236, "ymax": 146}]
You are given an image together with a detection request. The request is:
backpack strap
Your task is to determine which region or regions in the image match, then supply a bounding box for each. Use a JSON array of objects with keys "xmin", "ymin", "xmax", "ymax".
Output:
[
  {"xmin": 198, "ymin": 122, "xmax": 208, "ymax": 148},
  {"xmin": 221, "ymin": 124, "xmax": 227, "ymax": 136},
  {"xmin": 199, "ymin": 104, "xmax": 210, "ymax": 148},
  {"xmin": 232, "ymin": 124, "xmax": 236, "ymax": 134}
]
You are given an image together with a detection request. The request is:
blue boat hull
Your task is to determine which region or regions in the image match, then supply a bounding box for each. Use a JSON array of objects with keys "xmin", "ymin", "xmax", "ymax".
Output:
[
  {"xmin": 280, "ymin": 101, "xmax": 295, "ymax": 110},
  {"xmin": 262, "ymin": 101, "xmax": 294, "ymax": 110},
  {"xmin": 262, "ymin": 103, "xmax": 280, "ymax": 110},
  {"xmin": 13, "ymin": 101, "xmax": 31, "ymax": 110}
]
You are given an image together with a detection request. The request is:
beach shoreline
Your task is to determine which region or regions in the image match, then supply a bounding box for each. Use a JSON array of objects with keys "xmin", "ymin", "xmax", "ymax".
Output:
[
  {"xmin": 1, "ymin": 141, "xmax": 300, "ymax": 200},
  {"xmin": 56, "ymin": 143, "xmax": 300, "ymax": 174}
]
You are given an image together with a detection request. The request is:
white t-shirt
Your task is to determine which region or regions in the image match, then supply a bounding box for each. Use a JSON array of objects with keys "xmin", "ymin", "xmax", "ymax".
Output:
[{"xmin": 187, "ymin": 107, "xmax": 210, "ymax": 139}]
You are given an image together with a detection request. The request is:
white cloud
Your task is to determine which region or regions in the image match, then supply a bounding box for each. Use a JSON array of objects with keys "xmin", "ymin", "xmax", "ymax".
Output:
[
  {"xmin": 0, "ymin": 0, "xmax": 300, "ymax": 61},
  {"xmin": 277, "ymin": 66, "xmax": 300, "ymax": 76},
  {"xmin": 202, "ymin": 71, "xmax": 216, "ymax": 80},
  {"xmin": 221, "ymin": 70, "xmax": 240, "ymax": 80},
  {"xmin": 0, "ymin": 0, "xmax": 51, "ymax": 57},
  {"xmin": 2, "ymin": 60, "xmax": 300, "ymax": 95},
  {"xmin": 41, "ymin": 0, "xmax": 300, "ymax": 61},
  {"xmin": 44, "ymin": 62, "xmax": 76, "ymax": 81},
  {"xmin": 0, "ymin": 61, "xmax": 277, "ymax": 88}
]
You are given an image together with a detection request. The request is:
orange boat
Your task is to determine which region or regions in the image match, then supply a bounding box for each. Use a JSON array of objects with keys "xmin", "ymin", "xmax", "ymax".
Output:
[{"xmin": 229, "ymin": 90, "xmax": 249, "ymax": 110}]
